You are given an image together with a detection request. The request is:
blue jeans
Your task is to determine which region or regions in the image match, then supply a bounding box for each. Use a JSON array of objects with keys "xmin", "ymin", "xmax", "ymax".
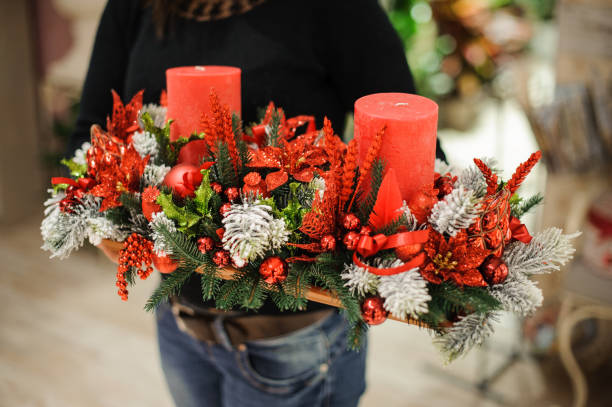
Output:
[{"xmin": 156, "ymin": 301, "xmax": 367, "ymax": 407}]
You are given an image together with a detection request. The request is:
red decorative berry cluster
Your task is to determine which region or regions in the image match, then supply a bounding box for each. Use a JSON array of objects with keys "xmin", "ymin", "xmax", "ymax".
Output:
[{"xmin": 116, "ymin": 233, "xmax": 154, "ymax": 301}]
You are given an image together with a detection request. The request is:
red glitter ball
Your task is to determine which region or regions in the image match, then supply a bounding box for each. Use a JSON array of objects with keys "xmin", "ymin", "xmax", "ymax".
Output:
[
  {"xmin": 480, "ymin": 256, "xmax": 509, "ymax": 285},
  {"xmin": 259, "ymin": 257, "xmax": 288, "ymax": 284},
  {"xmin": 210, "ymin": 182, "xmax": 223, "ymax": 195},
  {"xmin": 212, "ymin": 250, "xmax": 230, "ymax": 267},
  {"xmin": 342, "ymin": 213, "xmax": 361, "ymax": 231},
  {"xmin": 361, "ymin": 296, "xmax": 388, "ymax": 325},
  {"xmin": 343, "ymin": 231, "xmax": 360, "ymax": 251},
  {"xmin": 359, "ymin": 226, "xmax": 373, "ymax": 236},
  {"xmin": 197, "ymin": 237, "xmax": 215, "ymax": 254},
  {"xmin": 225, "ymin": 187, "xmax": 240, "ymax": 202},
  {"xmin": 220, "ymin": 202, "xmax": 232, "ymax": 217},
  {"xmin": 320, "ymin": 235, "xmax": 336, "ymax": 251}
]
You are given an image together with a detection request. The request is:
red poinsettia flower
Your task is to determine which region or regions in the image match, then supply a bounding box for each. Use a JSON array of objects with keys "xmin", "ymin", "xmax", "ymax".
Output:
[
  {"xmin": 420, "ymin": 228, "xmax": 489, "ymax": 287},
  {"xmin": 107, "ymin": 89, "xmax": 143, "ymax": 141},
  {"xmin": 247, "ymin": 133, "xmax": 329, "ymax": 191},
  {"xmin": 88, "ymin": 126, "xmax": 149, "ymax": 211}
]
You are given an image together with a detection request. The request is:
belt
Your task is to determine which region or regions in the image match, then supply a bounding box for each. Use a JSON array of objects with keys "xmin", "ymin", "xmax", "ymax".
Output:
[{"xmin": 170, "ymin": 297, "xmax": 334, "ymax": 347}]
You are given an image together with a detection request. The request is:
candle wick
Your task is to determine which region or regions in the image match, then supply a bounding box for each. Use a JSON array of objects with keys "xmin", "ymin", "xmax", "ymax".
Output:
[
  {"xmin": 394, "ymin": 102, "xmax": 410, "ymax": 107},
  {"xmin": 195, "ymin": 66, "xmax": 206, "ymax": 71}
]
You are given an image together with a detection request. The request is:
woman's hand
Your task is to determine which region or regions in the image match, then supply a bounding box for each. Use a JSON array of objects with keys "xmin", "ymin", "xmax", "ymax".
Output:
[{"xmin": 96, "ymin": 239, "xmax": 123, "ymax": 264}]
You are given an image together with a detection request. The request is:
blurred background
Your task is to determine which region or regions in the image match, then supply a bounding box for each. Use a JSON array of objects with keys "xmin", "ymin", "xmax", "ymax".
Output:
[{"xmin": 1, "ymin": 0, "xmax": 611, "ymax": 405}]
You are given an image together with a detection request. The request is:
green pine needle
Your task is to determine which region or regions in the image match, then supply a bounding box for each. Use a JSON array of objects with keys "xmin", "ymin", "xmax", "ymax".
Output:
[
  {"xmin": 511, "ymin": 194, "xmax": 544, "ymax": 218},
  {"xmin": 357, "ymin": 159, "xmax": 385, "ymax": 224},
  {"xmin": 144, "ymin": 269, "xmax": 193, "ymax": 312}
]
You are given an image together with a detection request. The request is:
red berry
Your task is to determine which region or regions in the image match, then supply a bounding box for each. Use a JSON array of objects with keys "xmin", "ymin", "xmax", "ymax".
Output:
[
  {"xmin": 342, "ymin": 213, "xmax": 361, "ymax": 231},
  {"xmin": 225, "ymin": 187, "xmax": 240, "ymax": 202},
  {"xmin": 320, "ymin": 235, "xmax": 336, "ymax": 251},
  {"xmin": 212, "ymin": 250, "xmax": 230, "ymax": 267},
  {"xmin": 197, "ymin": 237, "xmax": 215, "ymax": 254}
]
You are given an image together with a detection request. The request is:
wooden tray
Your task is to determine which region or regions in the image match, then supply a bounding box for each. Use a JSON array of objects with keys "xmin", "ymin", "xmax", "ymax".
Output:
[{"xmin": 100, "ymin": 239, "xmax": 428, "ymax": 327}]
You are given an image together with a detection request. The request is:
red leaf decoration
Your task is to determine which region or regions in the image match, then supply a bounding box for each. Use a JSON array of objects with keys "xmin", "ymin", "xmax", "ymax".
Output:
[
  {"xmin": 265, "ymin": 170, "xmax": 289, "ymax": 191},
  {"xmin": 368, "ymin": 168, "xmax": 404, "ymax": 231}
]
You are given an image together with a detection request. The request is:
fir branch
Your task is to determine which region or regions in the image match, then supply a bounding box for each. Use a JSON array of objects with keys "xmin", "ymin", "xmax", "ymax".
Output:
[
  {"xmin": 503, "ymin": 227, "xmax": 579, "ymax": 276},
  {"xmin": 232, "ymin": 113, "xmax": 250, "ymax": 176},
  {"xmin": 510, "ymin": 194, "xmax": 544, "ymax": 218},
  {"xmin": 266, "ymin": 109, "xmax": 282, "ymax": 147},
  {"xmin": 154, "ymin": 222, "xmax": 208, "ymax": 270},
  {"xmin": 214, "ymin": 142, "xmax": 239, "ymax": 186},
  {"xmin": 488, "ymin": 274, "xmax": 543, "ymax": 317},
  {"xmin": 428, "ymin": 186, "xmax": 480, "ymax": 237},
  {"xmin": 198, "ymin": 262, "xmax": 221, "ymax": 301},
  {"xmin": 144, "ymin": 269, "xmax": 193, "ymax": 312},
  {"xmin": 437, "ymin": 312, "xmax": 500, "ymax": 361},
  {"xmin": 347, "ymin": 320, "xmax": 368, "ymax": 351},
  {"xmin": 310, "ymin": 258, "xmax": 361, "ymax": 325},
  {"xmin": 356, "ymin": 159, "xmax": 385, "ymax": 224}
]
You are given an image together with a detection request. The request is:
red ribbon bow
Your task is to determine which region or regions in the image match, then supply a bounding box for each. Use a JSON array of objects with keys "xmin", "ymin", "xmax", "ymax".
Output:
[
  {"xmin": 509, "ymin": 216, "xmax": 532, "ymax": 244},
  {"xmin": 353, "ymin": 229, "xmax": 429, "ymax": 276}
]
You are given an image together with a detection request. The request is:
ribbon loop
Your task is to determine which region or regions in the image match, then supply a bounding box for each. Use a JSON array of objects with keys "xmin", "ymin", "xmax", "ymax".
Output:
[{"xmin": 509, "ymin": 216, "xmax": 532, "ymax": 244}]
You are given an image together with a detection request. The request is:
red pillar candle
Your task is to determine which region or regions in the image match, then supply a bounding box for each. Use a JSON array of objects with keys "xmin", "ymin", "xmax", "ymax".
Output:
[
  {"xmin": 166, "ymin": 66, "xmax": 241, "ymax": 141},
  {"xmin": 354, "ymin": 93, "xmax": 438, "ymax": 202}
]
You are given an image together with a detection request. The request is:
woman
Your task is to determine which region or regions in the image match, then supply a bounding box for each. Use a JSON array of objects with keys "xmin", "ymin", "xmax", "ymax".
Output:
[{"xmin": 72, "ymin": 1, "xmax": 445, "ymax": 406}]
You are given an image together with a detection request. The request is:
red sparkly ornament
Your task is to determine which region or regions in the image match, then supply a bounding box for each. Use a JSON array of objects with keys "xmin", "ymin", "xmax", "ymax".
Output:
[
  {"xmin": 395, "ymin": 243, "xmax": 423, "ymax": 262},
  {"xmin": 361, "ymin": 296, "xmax": 388, "ymax": 325},
  {"xmin": 225, "ymin": 187, "xmax": 240, "ymax": 202},
  {"xmin": 320, "ymin": 235, "xmax": 337, "ymax": 251},
  {"xmin": 210, "ymin": 182, "xmax": 223, "ymax": 195},
  {"xmin": 359, "ymin": 226, "xmax": 373, "ymax": 236},
  {"xmin": 177, "ymin": 140, "xmax": 209, "ymax": 166},
  {"xmin": 343, "ymin": 231, "xmax": 360, "ymax": 251},
  {"xmin": 163, "ymin": 163, "xmax": 203, "ymax": 198},
  {"xmin": 220, "ymin": 202, "xmax": 232, "ymax": 217},
  {"xmin": 243, "ymin": 172, "xmax": 267, "ymax": 197},
  {"xmin": 407, "ymin": 186, "xmax": 439, "ymax": 224},
  {"xmin": 342, "ymin": 213, "xmax": 361, "ymax": 231},
  {"xmin": 213, "ymin": 250, "xmax": 230, "ymax": 267},
  {"xmin": 197, "ymin": 237, "xmax": 215, "ymax": 254},
  {"xmin": 259, "ymin": 257, "xmax": 288, "ymax": 284},
  {"xmin": 216, "ymin": 228, "xmax": 225, "ymax": 241},
  {"xmin": 434, "ymin": 173, "xmax": 456, "ymax": 199},
  {"xmin": 480, "ymin": 256, "xmax": 509, "ymax": 285},
  {"xmin": 141, "ymin": 186, "xmax": 161, "ymax": 221},
  {"xmin": 153, "ymin": 252, "xmax": 178, "ymax": 274}
]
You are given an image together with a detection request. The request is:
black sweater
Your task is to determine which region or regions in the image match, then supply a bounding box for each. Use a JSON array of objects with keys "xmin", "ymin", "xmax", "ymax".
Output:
[{"xmin": 72, "ymin": 0, "xmax": 445, "ymax": 313}]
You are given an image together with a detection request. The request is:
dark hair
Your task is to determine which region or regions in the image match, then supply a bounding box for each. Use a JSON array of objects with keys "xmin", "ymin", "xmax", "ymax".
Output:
[
  {"xmin": 143, "ymin": 0, "xmax": 183, "ymax": 38},
  {"xmin": 144, "ymin": 0, "xmax": 267, "ymax": 37}
]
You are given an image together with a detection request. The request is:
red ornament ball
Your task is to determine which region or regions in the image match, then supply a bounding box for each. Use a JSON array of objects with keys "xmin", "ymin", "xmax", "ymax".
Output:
[
  {"xmin": 480, "ymin": 256, "xmax": 509, "ymax": 285},
  {"xmin": 407, "ymin": 187, "xmax": 439, "ymax": 224},
  {"xmin": 434, "ymin": 174, "xmax": 455, "ymax": 199},
  {"xmin": 225, "ymin": 187, "xmax": 240, "ymax": 202},
  {"xmin": 361, "ymin": 296, "xmax": 388, "ymax": 325},
  {"xmin": 163, "ymin": 163, "xmax": 203, "ymax": 198},
  {"xmin": 212, "ymin": 250, "xmax": 230, "ymax": 267},
  {"xmin": 359, "ymin": 226, "xmax": 373, "ymax": 236},
  {"xmin": 320, "ymin": 235, "xmax": 336, "ymax": 251},
  {"xmin": 141, "ymin": 186, "xmax": 162, "ymax": 221},
  {"xmin": 210, "ymin": 182, "xmax": 223, "ymax": 195},
  {"xmin": 343, "ymin": 231, "xmax": 360, "ymax": 251},
  {"xmin": 152, "ymin": 252, "xmax": 178, "ymax": 274},
  {"xmin": 197, "ymin": 237, "xmax": 214, "ymax": 254},
  {"xmin": 259, "ymin": 256, "xmax": 288, "ymax": 284},
  {"xmin": 220, "ymin": 202, "xmax": 232, "ymax": 217},
  {"xmin": 177, "ymin": 140, "xmax": 209, "ymax": 166},
  {"xmin": 395, "ymin": 243, "xmax": 423, "ymax": 262},
  {"xmin": 342, "ymin": 213, "xmax": 361, "ymax": 231}
]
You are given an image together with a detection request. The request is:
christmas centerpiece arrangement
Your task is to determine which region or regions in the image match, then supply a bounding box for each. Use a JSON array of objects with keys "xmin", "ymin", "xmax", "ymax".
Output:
[{"xmin": 42, "ymin": 66, "xmax": 577, "ymax": 360}]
